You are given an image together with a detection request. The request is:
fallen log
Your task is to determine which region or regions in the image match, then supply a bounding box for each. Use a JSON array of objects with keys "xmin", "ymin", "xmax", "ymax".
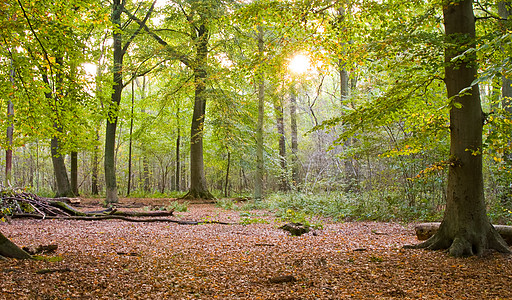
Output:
[
  {"xmin": 415, "ymin": 222, "xmax": 512, "ymax": 245},
  {"xmin": 11, "ymin": 213, "xmax": 199, "ymax": 225}
]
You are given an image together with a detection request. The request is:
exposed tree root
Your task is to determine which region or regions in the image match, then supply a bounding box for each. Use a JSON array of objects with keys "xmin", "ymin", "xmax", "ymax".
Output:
[
  {"xmin": 181, "ymin": 189, "xmax": 215, "ymax": 200},
  {"xmin": 405, "ymin": 224, "xmax": 511, "ymax": 257}
]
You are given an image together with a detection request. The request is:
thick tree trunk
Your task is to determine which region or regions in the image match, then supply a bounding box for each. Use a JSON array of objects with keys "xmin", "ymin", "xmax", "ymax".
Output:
[
  {"xmin": 184, "ymin": 24, "xmax": 213, "ymax": 200},
  {"xmin": 51, "ymin": 134, "xmax": 72, "ymax": 197},
  {"xmin": 0, "ymin": 231, "xmax": 32, "ymax": 260},
  {"xmin": 406, "ymin": 0, "xmax": 510, "ymax": 256},
  {"xmin": 415, "ymin": 223, "xmax": 512, "ymax": 246},
  {"xmin": 254, "ymin": 27, "xmax": 265, "ymax": 201}
]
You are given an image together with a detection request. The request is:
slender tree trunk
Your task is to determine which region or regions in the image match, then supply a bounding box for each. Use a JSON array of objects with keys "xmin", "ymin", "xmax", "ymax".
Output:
[
  {"xmin": 499, "ymin": 1, "xmax": 512, "ymax": 163},
  {"xmin": 70, "ymin": 151, "xmax": 78, "ymax": 196},
  {"xmin": 143, "ymin": 156, "xmax": 150, "ymax": 192},
  {"xmin": 175, "ymin": 120, "xmax": 181, "ymax": 191},
  {"xmin": 290, "ymin": 88, "xmax": 299, "ymax": 187},
  {"xmin": 275, "ymin": 98, "xmax": 288, "ymax": 191},
  {"xmin": 91, "ymin": 129, "xmax": 100, "ymax": 195},
  {"xmin": 254, "ymin": 27, "xmax": 265, "ymax": 201},
  {"xmin": 127, "ymin": 77, "xmax": 135, "ymax": 196},
  {"xmin": 184, "ymin": 23, "xmax": 213, "ymax": 199},
  {"xmin": 5, "ymin": 59, "xmax": 15, "ymax": 187},
  {"xmin": 499, "ymin": 1, "xmax": 512, "ymax": 112},
  {"xmin": 224, "ymin": 151, "xmax": 230, "ymax": 197},
  {"xmin": 407, "ymin": 0, "xmax": 510, "ymax": 256}
]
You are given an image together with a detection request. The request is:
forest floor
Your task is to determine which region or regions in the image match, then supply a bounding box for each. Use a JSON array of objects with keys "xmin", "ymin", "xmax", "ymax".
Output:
[{"xmin": 1, "ymin": 198, "xmax": 512, "ymax": 299}]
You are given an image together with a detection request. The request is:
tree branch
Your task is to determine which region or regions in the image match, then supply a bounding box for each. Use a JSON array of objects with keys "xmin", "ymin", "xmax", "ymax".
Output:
[
  {"xmin": 17, "ymin": 0, "xmax": 54, "ymax": 91},
  {"xmin": 122, "ymin": 7, "xmax": 192, "ymax": 68},
  {"xmin": 122, "ymin": 0, "xmax": 157, "ymax": 54}
]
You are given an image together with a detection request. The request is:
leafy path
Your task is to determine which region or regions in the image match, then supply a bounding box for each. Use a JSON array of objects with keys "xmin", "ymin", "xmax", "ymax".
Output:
[{"xmin": 1, "ymin": 200, "xmax": 511, "ymax": 299}]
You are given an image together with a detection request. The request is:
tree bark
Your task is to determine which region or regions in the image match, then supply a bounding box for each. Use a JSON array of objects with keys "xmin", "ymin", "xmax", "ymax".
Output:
[
  {"xmin": 275, "ymin": 99, "xmax": 288, "ymax": 191},
  {"xmin": 91, "ymin": 129, "xmax": 100, "ymax": 195},
  {"xmin": 499, "ymin": 1, "xmax": 512, "ymax": 113},
  {"xmin": 499, "ymin": 2, "xmax": 512, "ymax": 163},
  {"xmin": 105, "ymin": 1, "xmax": 156, "ymax": 203},
  {"xmin": 406, "ymin": 0, "xmax": 510, "ymax": 256},
  {"xmin": 70, "ymin": 151, "xmax": 78, "ymax": 196},
  {"xmin": 415, "ymin": 223, "xmax": 512, "ymax": 246},
  {"xmin": 50, "ymin": 130, "xmax": 72, "ymax": 197},
  {"xmin": 184, "ymin": 23, "xmax": 213, "ymax": 200},
  {"xmin": 290, "ymin": 88, "xmax": 299, "ymax": 187},
  {"xmin": 254, "ymin": 27, "xmax": 265, "ymax": 201},
  {"xmin": 104, "ymin": 0, "xmax": 124, "ymax": 204},
  {"xmin": 224, "ymin": 151, "xmax": 231, "ymax": 197},
  {"xmin": 5, "ymin": 58, "xmax": 15, "ymax": 186},
  {"xmin": 127, "ymin": 76, "xmax": 135, "ymax": 196},
  {"xmin": 175, "ymin": 109, "xmax": 181, "ymax": 191},
  {"xmin": 0, "ymin": 231, "xmax": 32, "ymax": 260}
]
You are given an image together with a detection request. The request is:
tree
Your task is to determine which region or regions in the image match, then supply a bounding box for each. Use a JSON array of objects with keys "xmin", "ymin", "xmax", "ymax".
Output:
[
  {"xmin": 105, "ymin": 0, "xmax": 156, "ymax": 203},
  {"xmin": 185, "ymin": 8, "xmax": 214, "ymax": 199},
  {"xmin": 499, "ymin": 1, "xmax": 512, "ymax": 114},
  {"xmin": 0, "ymin": 231, "xmax": 31, "ymax": 260},
  {"xmin": 254, "ymin": 27, "xmax": 265, "ymax": 201},
  {"xmin": 407, "ymin": 0, "xmax": 511, "ymax": 256}
]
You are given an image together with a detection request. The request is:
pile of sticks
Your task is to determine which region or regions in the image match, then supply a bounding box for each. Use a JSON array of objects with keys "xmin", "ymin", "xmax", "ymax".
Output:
[{"xmin": 0, "ymin": 190, "xmax": 199, "ymax": 224}]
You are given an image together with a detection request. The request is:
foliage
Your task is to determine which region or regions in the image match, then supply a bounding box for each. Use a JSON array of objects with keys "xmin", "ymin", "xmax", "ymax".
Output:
[
  {"xmin": 215, "ymin": 198, "xmax": 236, "ymax": 210},
  {"xmin": 166, "ymin": 201, "xmax": 189, "ymax": 213},
  {"xmin": 262, "ymin": 191, "xmax": 444, "ymax": 223}
]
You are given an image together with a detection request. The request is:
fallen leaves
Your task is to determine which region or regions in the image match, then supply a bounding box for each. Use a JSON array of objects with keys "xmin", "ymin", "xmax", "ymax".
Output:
[{"xmin": 0, "ymin": 200, "xmax": 511, "ymax": 299}]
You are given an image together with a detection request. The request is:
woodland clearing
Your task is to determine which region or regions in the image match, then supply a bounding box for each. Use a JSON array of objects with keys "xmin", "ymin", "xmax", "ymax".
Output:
[{"xmin": 1, "ymin": 198, "xmax": 511, "ymax": 299}]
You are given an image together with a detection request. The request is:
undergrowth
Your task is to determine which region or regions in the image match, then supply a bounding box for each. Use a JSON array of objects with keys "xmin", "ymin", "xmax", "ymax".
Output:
[{"xmin": 221, "ymin": 191, "xmax": 449, "ymax": 223}]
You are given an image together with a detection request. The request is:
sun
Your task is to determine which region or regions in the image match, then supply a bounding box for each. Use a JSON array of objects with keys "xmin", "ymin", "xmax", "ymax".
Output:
[{"xmin": 288, "ymin": 54, "xmax": 310, "ymax": 74}]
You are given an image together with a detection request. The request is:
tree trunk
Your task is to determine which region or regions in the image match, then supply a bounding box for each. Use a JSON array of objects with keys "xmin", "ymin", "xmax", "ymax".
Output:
[
  {"xmin": 104, "ymin": 0, "xmax": 124, "ymax": 204},
  {"xmin": 91, "ymin": 129, "xmax": 100, "ymax": 195},
  {"xmin": 406, "ymin": 0, "xmax": 510, "ymax": 256},
  {"xmin": 415, "ymin": 223, "xmax": 512, "ymax": 246},
  {"xmin": 224, "ymin": 151, "xmax": 230, "ymax": 197},
  {"xmin": 274, "ymin": 95, "xmax": 289, "ymax": 191},
  {"xmin": 290, "ymin": 88, "xmax": 299, "ymax": 187},
  {"xmin": 499, "ymin": 1, "xmax": 512, "ymax": 113},
  {"xmin": 127, "ymin": 77, "xmax": 135, "ymax": 196},
  {"xmin": 0, "ymin": 231, "xmax": 32, "ymax": 260},
  {"xmin": 50, "ymin": 131, "xmax": 72, "ymax": 197},
  {"xmin": 184, "ymin": 23, "xmax": 213, "ymax": 200},
  {"xmin": 143, "ymin": 156, "xmax": 150, "ymax": 192},
  {"xmin": 175, "ymin": 128, "xmax": 181, "ymax": 192},
  {"xmin": 70, "ymin": 151, "xmax": 78, "ymax": 196},
  {"xmin": 254, "ymin": 27, "xmax": 265, "ymax": 201},
  {"xmin": 5, "ymin": 58, "xmax": 15, "ymax": 186}
]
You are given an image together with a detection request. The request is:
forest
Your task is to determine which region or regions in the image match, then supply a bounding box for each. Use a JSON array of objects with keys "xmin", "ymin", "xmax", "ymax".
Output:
[{"xmin": 1, "ymin": 0, "xmax": 512, "ymax": 298}]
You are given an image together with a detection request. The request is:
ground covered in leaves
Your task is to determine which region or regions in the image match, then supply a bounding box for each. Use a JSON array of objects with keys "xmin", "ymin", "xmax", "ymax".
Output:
[{"xmin": 1, "ymin": 198, "xmax": 512, "ymax": 299}]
